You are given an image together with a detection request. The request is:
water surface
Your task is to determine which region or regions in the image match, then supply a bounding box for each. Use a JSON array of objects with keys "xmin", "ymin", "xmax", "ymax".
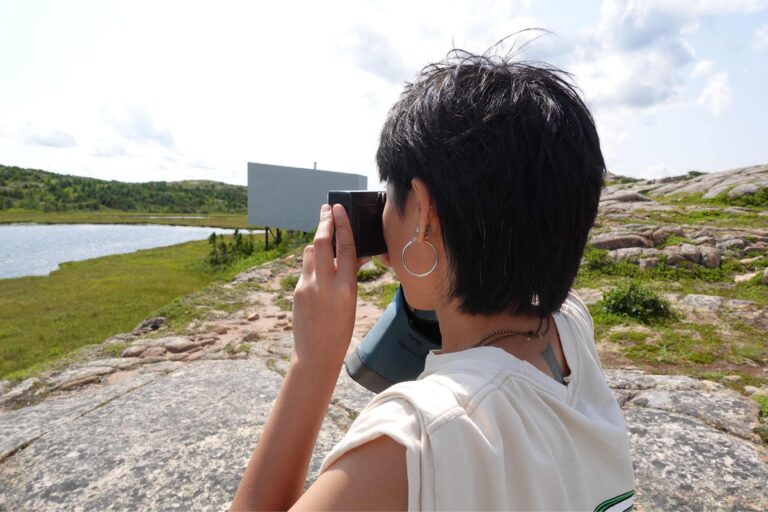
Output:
[{"xmin": 0, "ymin": 223, "xmax": 261, "ymax": 279}]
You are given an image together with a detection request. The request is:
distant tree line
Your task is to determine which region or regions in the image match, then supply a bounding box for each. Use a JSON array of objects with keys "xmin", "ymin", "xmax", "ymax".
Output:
[{"xmin": 0, "ymin": 164, "xmax": 247, "ymax": 213}]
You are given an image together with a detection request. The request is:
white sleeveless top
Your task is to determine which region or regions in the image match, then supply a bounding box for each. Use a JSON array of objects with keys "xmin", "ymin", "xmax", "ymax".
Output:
[{"xmin": 319, "ymin": 290, "xmax": 635, "ymax": 511}]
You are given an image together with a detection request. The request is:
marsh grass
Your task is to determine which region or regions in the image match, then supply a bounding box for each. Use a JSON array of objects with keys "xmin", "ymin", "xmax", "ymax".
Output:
[
  {"xmin": 0, "ymin": 208, "xmax": 250, "ymax": 229},
  {"xmin": 0, "ymin": 235, "xmax": 288, "ymax": 381}
]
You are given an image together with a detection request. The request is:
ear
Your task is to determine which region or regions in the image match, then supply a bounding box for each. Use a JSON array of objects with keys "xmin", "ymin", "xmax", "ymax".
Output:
[{"xmin": 410, "ymin": 178, "xmax": 438, "ymax": 242}]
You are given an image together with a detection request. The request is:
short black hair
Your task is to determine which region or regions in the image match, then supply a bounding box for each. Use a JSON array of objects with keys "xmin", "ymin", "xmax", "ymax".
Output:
[{"xmin": 376, "ymin": 46, "xmax": 605, "ymax": 318}]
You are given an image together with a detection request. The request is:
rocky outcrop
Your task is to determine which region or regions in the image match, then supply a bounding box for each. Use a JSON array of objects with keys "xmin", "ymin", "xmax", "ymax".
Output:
[
  {"xmin": 1, "ymin": 351, "xmax": 766, "ymax": 511},
  {"xmin": 1, "ymin": 252, "xmax": 766, "ymax": 511},
  {"xmin": 0, "ymin": 378, "xmax": 40, "ymax": 405},
  {"xmin": 133, "ymin": 316, "xmax": 166, "ymax": 335},
  {"xmin": 599, "ymin": 165, "xmax": 768, "ymax": 224},
  {"xmin": 588, "ymin": 223, "xmax": 767, "ymax": 271},
  {"xmin": 607, "ymin": 371, "xmax": 768, "ymax": 511},
  {"xmin": 601, "ymin": 191, "xmax": 653, "ymax": 203},
  {"xmin": 609, "ymin": 163, "xmax": 768, "ymax": 200},
  {"xmin": 0, "ymin": 355, "xmax": 371, "ymax": 511},
  {"xmin": 679, "ymin": 294, "xmax": 768, "ymax": 330},
  {"xmin": 590, "ymin": 232, "xmax": 655, "ymax": 250}
]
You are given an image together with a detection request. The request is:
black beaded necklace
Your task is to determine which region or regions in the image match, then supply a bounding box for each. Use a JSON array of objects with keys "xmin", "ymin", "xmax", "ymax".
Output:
[{"xmin": 471, "ymin": 315, "xmax": 551, "ymax": 348}]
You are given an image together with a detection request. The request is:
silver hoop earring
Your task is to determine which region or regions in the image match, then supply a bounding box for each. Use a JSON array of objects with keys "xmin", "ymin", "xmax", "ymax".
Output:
[{"xmin": 401, "ymin": 225, "xmax": 438, "ymax": 278}]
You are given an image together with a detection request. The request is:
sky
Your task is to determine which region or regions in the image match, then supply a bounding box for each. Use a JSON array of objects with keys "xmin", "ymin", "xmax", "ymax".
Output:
[{"xmin": 0, "ymin": 0, "xmax": 767, "ymax": 188}]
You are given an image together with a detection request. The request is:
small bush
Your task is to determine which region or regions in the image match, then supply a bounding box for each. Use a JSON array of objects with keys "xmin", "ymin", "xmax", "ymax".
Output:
[
  {"xmin": 280, "ymin": 273, "xmax": 299, "ymax": 291},
  {"xmin": 356, "ymin": 257, "xmax": 388, "ymax": 282},
  {"xmin": 582, "ymin": 246, "xmax": 612, "ymax": 271},
  {"xmin": 755, "ymin": 395, "xmax": 768, "ymax": 419},
  {"xmin": 600, "ymin": 282, "xmax": 674, "ymax": 324},
  {"xmin": 359, "ymin": 282, "xmax": 400, "ymax": 309},
  {"xmin": 357, "ymin": 266, "xmax": 386, "ymax": 282}
]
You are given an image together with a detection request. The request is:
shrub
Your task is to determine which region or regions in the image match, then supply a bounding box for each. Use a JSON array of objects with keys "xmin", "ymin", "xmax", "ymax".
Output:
[
  {"xmin": 600, "ymin": 281, "xmax": 674, "ymax": 324},
  {"xmin": 357, "ymin": 266, "xmax": 386, "ymax": 282},
  {"xmin": 359, "ymin": 282, "xmax": 400, "ymax": 309},
  {"xmin": 280, "ymin": 273, "xmax": 299, "ymax": 291},
  {"xmin": 755, "ymin": 395, "xmax": 768, "ymax": 419},
  {"xmin": 357, "ymin": 257, "xmax": 388, "ymax": 282},
  {"xmin": 582, "ymin": 246, "xmax": 611, "ymax": 271}
]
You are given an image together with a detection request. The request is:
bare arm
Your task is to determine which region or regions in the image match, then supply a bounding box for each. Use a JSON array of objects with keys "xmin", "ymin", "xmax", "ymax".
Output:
[
  {"xmin": 231, "ymin": 203, "xmax": 403, "ymax": 511},
  {"xmin": 291, "ymin": 435, "xmax": 408, "ymax": 511},
  {"xmin": 229, "ymin": 359, "xmax": 340, "ymax": 511}
]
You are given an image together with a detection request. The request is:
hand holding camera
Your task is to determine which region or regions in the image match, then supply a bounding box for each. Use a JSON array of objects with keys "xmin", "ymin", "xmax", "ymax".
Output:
[
  {"xmin": 327, "ymin": 191, "xmax": 443, "ymax": 392},
  {"xmin": 328, "ymin": 190, "xmax": 388, "ymax": 258},
  {"xmin": 291, "ymin": 203, "xmax": 371, "ymax": 371}
]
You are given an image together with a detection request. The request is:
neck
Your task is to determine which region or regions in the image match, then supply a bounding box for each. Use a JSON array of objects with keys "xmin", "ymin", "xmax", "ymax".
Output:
[{"xmin": 433, "ymin": 300, "xmax": 548, "ymax": 354}]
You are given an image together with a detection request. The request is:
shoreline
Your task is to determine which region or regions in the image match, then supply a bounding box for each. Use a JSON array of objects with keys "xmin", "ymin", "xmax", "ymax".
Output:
[
  {"xmin": 0, "ymin": 209, "xmax": 253, "ymax": 229},
  {"xmin": 0, "ymin": 223, "xmax": 263, "ymax": 281},
  {"xmin": 0, "ymin": 235, "xmax": 293, "ymax": 381}
]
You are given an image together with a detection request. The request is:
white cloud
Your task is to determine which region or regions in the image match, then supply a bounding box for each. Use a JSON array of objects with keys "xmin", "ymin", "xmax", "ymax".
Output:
[
  {"xmin": 571, "ymin": 1, "xmax": 700, "ymax": 112},
  {"xmin": 696, "ymin": 71, "xmax": 733, "ymax": 116},
  {"xmin": 628, "ymin": 0, "xmax": 768, "ymax": 17},
  {"xmin": 690, "ymin": 0, "xmax": 768, "ymax": 15},
  {"xmin": 0, "ymin": 0, "xmax": 548, "ymax": 186},
  {"xmin": 755, "ymin": 23, "xmax": 768, "ymax": 50},
  {"xmin": 690, "ymin": 58, "xmax": 732, "ymax": 116},
  {"xmin": 571, "ymin": 46, "xmax": 692, "ymax": 109},
  {"xmin": 92, "ymin": 144, "xmax": 128, "ymax": 158},
  {"xmin": 573, "ymin": 0, "xmax": 764, "ymax": 113},
  {"xmin": 107, "ymin": 108, "xmax": 176, "ymax": 152},
  {"xmin": 0, "ymin": 0, "xmax": 763, "ymax": 184},
  {"xmin": 681, "ymin": 20, "xmax": 700, "ymax": 34},
  {"xmin": 691, "ymin": 59, "xmax": 714, "ymax": 77},
  {"xmin": 24, "ymin": 129, "xmax": 77, "ymax": 148},
  {"xmin": 343, "ymin": 28, "xmax": 412, "ymax": 84}
]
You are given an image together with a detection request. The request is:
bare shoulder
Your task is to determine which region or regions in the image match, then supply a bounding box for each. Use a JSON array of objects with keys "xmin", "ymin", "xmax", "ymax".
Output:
[{"xmin": 290, "ymin": 434, "xmax": 408, "ymax": 511}]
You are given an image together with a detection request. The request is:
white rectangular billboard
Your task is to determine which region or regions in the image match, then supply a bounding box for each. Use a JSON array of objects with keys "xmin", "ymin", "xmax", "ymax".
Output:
[{"xmin": 247, "ymin": 162, "xmax": 368, "ymax": 231}]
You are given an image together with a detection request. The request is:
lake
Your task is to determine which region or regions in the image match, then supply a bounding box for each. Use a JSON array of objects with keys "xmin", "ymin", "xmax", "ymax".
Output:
[{"xmin": 0, "ymin": 223, "xmax": 262, "ymax": 279}]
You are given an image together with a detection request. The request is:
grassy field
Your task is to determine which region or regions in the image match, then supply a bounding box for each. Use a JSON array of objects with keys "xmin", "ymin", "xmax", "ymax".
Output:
[
  {"xmin": 0, "ymin": 235, "xmax": 285, "ymax": 381},
  {"xmin": 0, "ymin": 209, "xmax": 251, "ymax": 229}
]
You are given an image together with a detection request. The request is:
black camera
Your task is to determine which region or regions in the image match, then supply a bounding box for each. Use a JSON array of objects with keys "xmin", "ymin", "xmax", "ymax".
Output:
[
  {"xmin": 328, "ymin": 190, "xmax": 442, "ymax": 393},
  {"xmin": 328, "ymin": 190, "xmax": 387, "ymax": 258}
]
